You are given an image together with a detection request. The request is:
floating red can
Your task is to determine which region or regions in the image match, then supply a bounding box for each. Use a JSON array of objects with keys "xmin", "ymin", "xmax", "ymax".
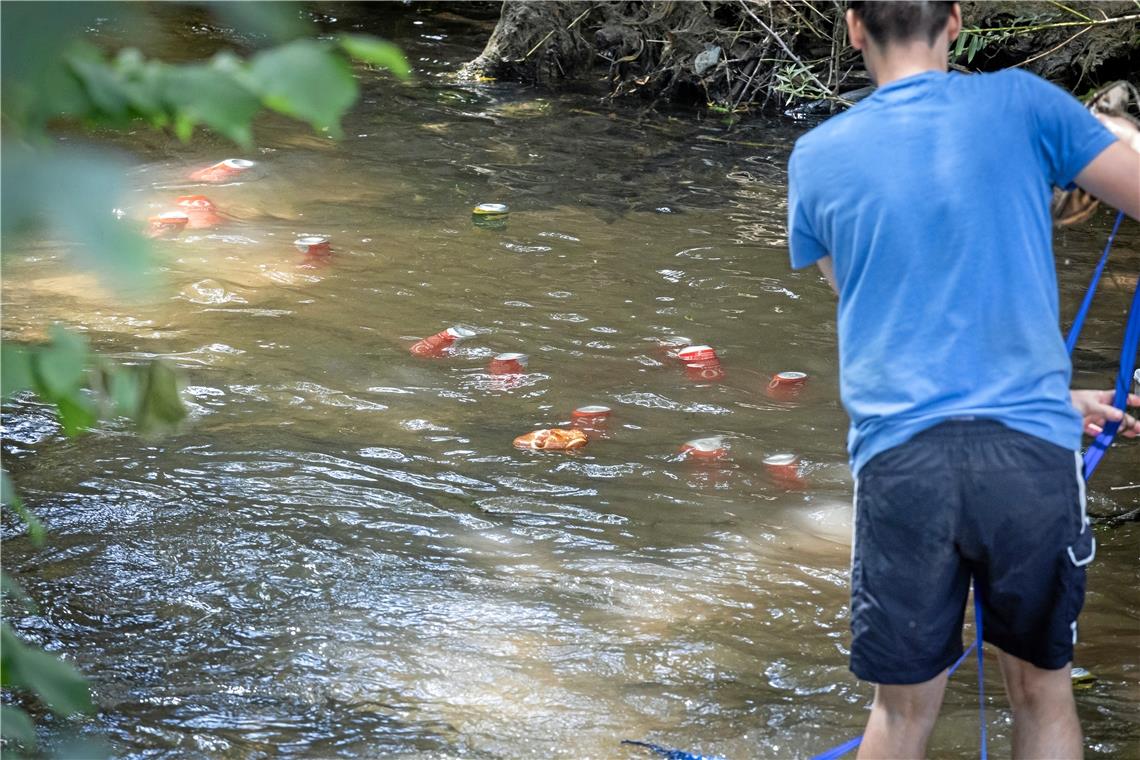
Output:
[
  {"xmin": 145, "ymin": 211, "xmax": 189, "ymax": 238},
  {"xmin": 488, "ymin": 352, "xmax": 528, "ymax": 375},
  {"xmin": 764, "ymin": 453, "xmax": 805, "ymax": 486},
  {"xmin": 677, "ymin": 345, "xmax": 718, "ymax": 364},
  {"xmin": 766, "ymin": 370, "xmax": 809, "ymax": 401},
  {"xmin": 189, "ymin": 158, "xmax": 255, "ymax": 183},
  {"xmin": 678, "ymin": 344, "xmax": 725, "ymax": 383},
  {"xmin": 680, "ymin": 436, "xmax": 728, "ymax": 461},
  {"xmin": 410, "ymin": 325, "xmax": 477, "ymax": 357},
  {"xmin": 571, "ymin": 405, "xmax": 611, "ymax": 432},
  {"xmin": 685, "ymin": 363, "xmax": 726, "ymax": 383},
  {"xmin": 175, "ymin": 194, "xmax": 222, "ymax": 228},
  {"xmin": 294, "ymin": 235, "xmax": 332, "ymax": 256}
]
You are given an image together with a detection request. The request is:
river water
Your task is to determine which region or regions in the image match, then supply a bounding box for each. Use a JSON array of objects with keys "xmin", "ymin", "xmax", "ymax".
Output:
[{"xmin": 2, "ymin": 4, "xmax": 1138, "ymax": 758}]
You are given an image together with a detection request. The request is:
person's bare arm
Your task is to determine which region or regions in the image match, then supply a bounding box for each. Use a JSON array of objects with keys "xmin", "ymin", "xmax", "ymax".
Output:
[
  {"xmin": 817, "ymin": 255, "xmax": 838, "ymax": 294},
  {"xmin": 1074, "ymin": 141, "xmax": 1140, "ymax": 220}
]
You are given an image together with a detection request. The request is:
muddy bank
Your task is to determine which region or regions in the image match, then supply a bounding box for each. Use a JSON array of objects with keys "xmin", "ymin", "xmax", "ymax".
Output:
[{"xmin": 463, "ymin": 1, "xmax": 1139, "ymax": 113}]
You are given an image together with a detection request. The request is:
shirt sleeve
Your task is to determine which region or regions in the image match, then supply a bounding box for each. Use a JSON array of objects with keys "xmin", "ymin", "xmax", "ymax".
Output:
[
  {"xmin": 787, "ymin": 149, "xmax": 828, "ymax": 269},
  {"xmin": 1016, "ymin": 70, "xmax": 1117, "ymax": 190}
]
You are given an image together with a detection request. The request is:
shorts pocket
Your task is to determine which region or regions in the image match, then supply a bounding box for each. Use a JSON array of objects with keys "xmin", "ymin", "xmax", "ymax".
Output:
[
  {"xmin": 1067, "ymin": 525, "xmax": 1096, "ymax": 567},
  {"xmin": 1067, "ymin": 451, "xmax": 1095, "ymax": 568}
]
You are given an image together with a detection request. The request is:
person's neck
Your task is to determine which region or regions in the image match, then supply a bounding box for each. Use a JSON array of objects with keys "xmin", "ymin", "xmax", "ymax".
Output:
[{"xmin": 866, "ymin": 43, "xmax": 948, "ymax": 87}]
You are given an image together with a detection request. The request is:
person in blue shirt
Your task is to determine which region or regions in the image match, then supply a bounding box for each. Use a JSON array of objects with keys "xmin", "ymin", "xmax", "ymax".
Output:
[{"xmin": 787, "ymin": 2, "xmax": 1140, "ymax": 757}]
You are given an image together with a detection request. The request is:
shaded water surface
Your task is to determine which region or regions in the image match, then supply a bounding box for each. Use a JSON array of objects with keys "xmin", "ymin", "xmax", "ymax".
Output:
[{"xmin": 3, "ymin": 4, "xmax": 1138, "ymax": 758}]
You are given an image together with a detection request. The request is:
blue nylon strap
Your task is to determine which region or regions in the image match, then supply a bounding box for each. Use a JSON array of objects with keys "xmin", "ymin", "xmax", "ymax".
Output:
[
  {"xmin": 621, "ymin": 739, "xmax": 721, "ymax": 760},
  {"xmin": 1082, "ymin": 272, "xmax": 1140, "ymax": 478},
  {"xmin": 1065, "ymin": 211, "xmax": 1126, "ymax": 354},
  {"xmin": 974, "ymin": 584, "xmax": 988, "ymax": 760}
]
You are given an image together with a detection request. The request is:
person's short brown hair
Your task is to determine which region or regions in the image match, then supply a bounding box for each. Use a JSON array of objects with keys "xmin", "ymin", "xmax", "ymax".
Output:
[{"xmin": 848, "ymin": 1, "xmax": 956, "ymax": 46}]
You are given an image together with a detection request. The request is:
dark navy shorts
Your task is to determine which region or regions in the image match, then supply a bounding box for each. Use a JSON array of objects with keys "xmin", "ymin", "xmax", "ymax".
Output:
[{"xmin": 850, "ymin": 420, "xmax": 1093, "ymax": 684}]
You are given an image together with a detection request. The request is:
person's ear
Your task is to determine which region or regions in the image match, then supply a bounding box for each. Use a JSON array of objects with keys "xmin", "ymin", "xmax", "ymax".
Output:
[
  {"xmin": 846, "ymin": 9, "xmax": 867, "ymax": 51},
  {"xmin": 945, "ymin": 3, "xmax": 962, "ymax": 45}
]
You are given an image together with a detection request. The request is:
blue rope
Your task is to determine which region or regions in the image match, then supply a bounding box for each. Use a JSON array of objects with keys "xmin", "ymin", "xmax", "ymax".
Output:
[
  {"xmin": 975, "ymin": 586, "xmax": 988, "ymax": 760},
  {"xmin": 1081, "ymin": 272, "xmax": 1140, "ymax": 479},
  {"xmin": 1065, "ymin": 211, "xmax": 1125, "ymax": 354},
  {"xmin": 621, "ymin": 739, "xmax": 722, "ymax": 760}
]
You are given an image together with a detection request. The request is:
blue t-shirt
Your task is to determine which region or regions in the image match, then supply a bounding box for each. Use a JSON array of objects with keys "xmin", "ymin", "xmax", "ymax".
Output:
[{"xmin": 787, "ymin": 68, "xmax": 1116, "ymax": 475}]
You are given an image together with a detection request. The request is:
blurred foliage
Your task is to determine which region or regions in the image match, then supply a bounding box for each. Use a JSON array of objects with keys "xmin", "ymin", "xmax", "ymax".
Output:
[{"xmin": 1, "ymin": 1, "xmax": 409, "ymax": 751}]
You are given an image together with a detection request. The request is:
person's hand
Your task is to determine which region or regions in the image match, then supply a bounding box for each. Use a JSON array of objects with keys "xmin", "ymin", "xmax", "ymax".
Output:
[{"xmin": 1070, "ymin": 390, "xmax": 1140, "ymax": 437}]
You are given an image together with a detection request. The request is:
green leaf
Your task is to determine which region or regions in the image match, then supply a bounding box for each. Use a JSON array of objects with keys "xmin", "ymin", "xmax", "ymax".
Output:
[
  {"xmin": 2, "ymin": 344, "xmax": 34, "ymax": 399},
  {"xmin": 34, "ymin": 326, "xmax": 88, "ymax": 398},
  {"xmin": 967, "ymin": 36, "xmax": 982, "ymax": 63},
  {"xmin": 54, "ymin": 394, "xmax": 98, "ymax": 437},
  {"xmin": 1, "ymin": 471, "xmax": 45, "ymax": 547},
  {"xmin": 136, "ymin": 360, "xmax": 187, "ymax": 432},
  {"xmin": 338, "ymin": 34, "xmax": 412, "ymax": 79},
  {"xmin": 66, "ymin": 48, "xmax": 132, "ymax": 120},
  {"xmin": 1, "ymin": 145, "xmax": 153, "ymax": 290},
  {"xmin": 161, "ymin": 63, "xmax": 260, "ymax": 147},
  {"xmin": 248, "ymin": 39, "xmax": 358, "ymax": 136},
  {"xmin": 953, "ymin": 32, "xmax": 967, "ymax": 59},
  {"xmin": 174, "ymin": 112, "xmax": 195, "ymax": 143},
  {"xmin": 107, "ymin": 366, "xmax": 142, "ymax": 419},
  {"xmin": 0, "ymin": 625, "xmax": 93, "ymax": 716},
  {"xmin": 0, "ymin": 704, "xmax": 37, "ymax": 747}
]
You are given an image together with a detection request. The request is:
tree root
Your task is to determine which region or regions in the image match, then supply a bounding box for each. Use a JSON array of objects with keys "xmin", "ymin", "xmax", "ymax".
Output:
[{"xmin": 464, "ymin": 1, "xmax": 1140, "ymax": 115}]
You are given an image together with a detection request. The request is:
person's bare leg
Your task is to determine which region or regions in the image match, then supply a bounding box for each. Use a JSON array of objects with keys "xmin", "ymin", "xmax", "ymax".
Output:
[
  {"xmin": 998, "ymin": 649, "xmax": 1082, "ymax": 759},
  {"xmin": 857, "ymin": 671, "xmax": 948, "ymax": 759}
]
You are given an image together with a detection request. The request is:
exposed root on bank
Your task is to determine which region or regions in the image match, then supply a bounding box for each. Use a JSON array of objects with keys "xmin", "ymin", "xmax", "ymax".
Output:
[{"xmin": 463, "ymin": 1, "xmax": 1140, "ymax": 116}]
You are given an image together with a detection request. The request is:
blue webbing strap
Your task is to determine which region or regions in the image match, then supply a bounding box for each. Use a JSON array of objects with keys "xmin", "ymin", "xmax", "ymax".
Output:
[
  {"xmin": 620, "ymin": 739, "xmax": 719, "ymax": 760},
  {"xmin": 975, "ymin": 586, "xmax": 988, "ymax": 760},
  {"xmin": 1081, "ymin": 271, "xmax": 1140, "ymax": 478},
  {"xmin": 1065, "ymin": 211, "xmax": 1126, "ymax": 354}
]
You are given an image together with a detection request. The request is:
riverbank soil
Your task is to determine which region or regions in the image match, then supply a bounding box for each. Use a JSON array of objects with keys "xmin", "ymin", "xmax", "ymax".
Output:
[{"xmin": 464, "ymin": 1, "xmax": 1140, "ymax": 112}]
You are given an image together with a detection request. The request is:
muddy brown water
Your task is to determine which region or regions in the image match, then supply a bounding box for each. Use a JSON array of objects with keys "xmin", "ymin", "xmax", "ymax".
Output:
[{"xmin": 2, "ymin": 4, "xmax": 1138, "ymax": 758}]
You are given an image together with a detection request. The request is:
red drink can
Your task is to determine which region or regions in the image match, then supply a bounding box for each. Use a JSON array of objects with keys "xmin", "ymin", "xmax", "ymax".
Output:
[
  {"xmin": 571, "ymin": 405, "xmax": 611, "ymax": 424},
  {"xmin": 146, "ymin": 211, "xmax": 189, "ymax": 238},
  {"xmin": 764, "ymin": 453, "xmax": 804, "ymax": 486},
  {"xmin": 766, "ymin": 371, "xmax": 808, "ymax": 401},
  {"xmin": 189, "ymin": 158, "xmax": 255, "ymax": 183},
  {"xmin": 410, "ymin": 325, "xmax": 477, "ymax": 357},
  {"xmin": 684, "ymin": 362, "xmax": 726, "ymax": 383},
  {"xmin": 571, "ymin": 405, "xmax": 611, "ymax": 434},
  {"xmin": 488, "ymin": 352, "xmax": 528, "ymax": 375},
  {"xmin": 294, "ymin": 235, "xmax": 332, "ymax": 256},
  {"xmin": 678, "ymin": 345, "xmax": 725, "ymax": 383},
  {"xmin": 677, "ymin": 345, "xmax": 718, "ymax": 364},
  {"xmin": 175, "ymin": 194, "xmax": 222, "ymax": 228},
  {"xmin": 680, "ymin": 436, "xmax": 728, "ymax": 460}
]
